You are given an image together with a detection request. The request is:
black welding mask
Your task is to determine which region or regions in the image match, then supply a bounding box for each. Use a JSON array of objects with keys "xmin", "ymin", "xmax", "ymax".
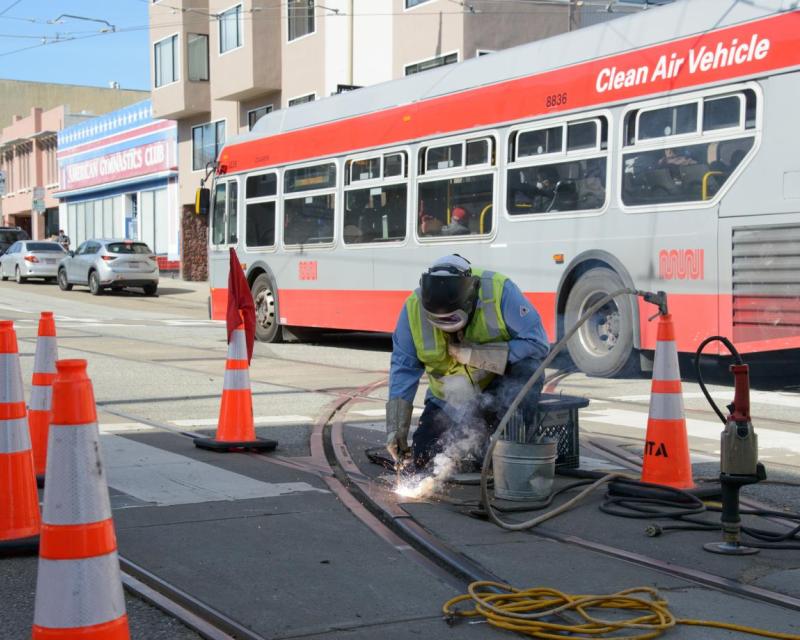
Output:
[{"xmin": 419, "ymin": 255, "xmax": 479, "ymax": 333}]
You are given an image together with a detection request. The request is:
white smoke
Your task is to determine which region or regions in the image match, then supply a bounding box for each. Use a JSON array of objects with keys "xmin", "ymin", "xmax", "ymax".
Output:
[{"xmin": 395, "ymin": 375, "xmax": 488, "ymax": 499}]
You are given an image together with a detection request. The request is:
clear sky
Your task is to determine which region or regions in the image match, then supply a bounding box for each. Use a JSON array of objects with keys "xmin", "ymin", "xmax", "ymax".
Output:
[{"xmin": 0, "ymin": 0, "xmax": 150, "ymax": 90}]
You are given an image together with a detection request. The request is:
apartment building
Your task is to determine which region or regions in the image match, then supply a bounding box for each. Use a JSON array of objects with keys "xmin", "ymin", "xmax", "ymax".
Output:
[
  {"xmin": 149, "ymin": 0, "xmax": 642, "ymax": 279},
  {"xmin": 0, "ymin": 81, "xmax": 147, "ymax": 239}
]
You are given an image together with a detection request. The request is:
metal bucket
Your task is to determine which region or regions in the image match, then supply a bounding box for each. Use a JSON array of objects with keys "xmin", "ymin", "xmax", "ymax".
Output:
[{"xmin": 492, "ymin": 440, "xmax": 557, "ymax": 501}]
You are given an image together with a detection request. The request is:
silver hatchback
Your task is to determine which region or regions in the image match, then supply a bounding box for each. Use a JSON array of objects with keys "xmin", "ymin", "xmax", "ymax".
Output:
[
  {"xmin": 0, "ymin": 240, "xmax": 67, "ymax": 283},
  {"xmin": 57, "ymin": 239, "xmax": 159, "ymax": 296}
]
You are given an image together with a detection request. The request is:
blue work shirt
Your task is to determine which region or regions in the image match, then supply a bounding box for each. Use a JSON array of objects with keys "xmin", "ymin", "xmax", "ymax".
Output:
[{"xmin": 389, "ymin": 278, "xmax": 550, "ymax": 404}]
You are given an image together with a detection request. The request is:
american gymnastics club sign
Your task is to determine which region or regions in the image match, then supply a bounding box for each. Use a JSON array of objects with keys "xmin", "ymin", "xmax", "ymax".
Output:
[{"xmin": 61, "ymin": 140, "xmax": 175, "ymax": 190}]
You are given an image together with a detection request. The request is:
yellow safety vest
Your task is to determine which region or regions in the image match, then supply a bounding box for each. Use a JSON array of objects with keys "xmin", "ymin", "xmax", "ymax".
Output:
[{"xmin": 406, "ymin": 269, "xmax": 510, "ymax": 400}]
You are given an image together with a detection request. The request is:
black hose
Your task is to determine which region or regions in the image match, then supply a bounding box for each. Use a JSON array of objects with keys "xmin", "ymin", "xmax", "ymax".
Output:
[{"xmin": 693, "ymin": 335, "xmax": 744, "ymax": 424}]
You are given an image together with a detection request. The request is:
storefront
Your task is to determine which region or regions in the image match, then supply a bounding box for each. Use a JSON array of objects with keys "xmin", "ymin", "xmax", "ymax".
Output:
[{"xmin": 55, "ymin": 100, "xmax": 180, "ymax": 270}]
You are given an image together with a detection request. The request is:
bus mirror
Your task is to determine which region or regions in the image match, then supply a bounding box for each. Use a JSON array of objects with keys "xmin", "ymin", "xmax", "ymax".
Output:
[{"xmin": 195, "ymin": 187, "xmax": 210, "ymax": 215}]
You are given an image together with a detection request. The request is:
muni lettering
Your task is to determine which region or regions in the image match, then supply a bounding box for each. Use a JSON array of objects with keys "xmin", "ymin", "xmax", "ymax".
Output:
[
  {"xmin": 645, "ymin": 441, "xmax": 669, "ymax": 458},
  {"xmin": 658, "ymin": 249, "xmax": 705, "ymax": 281}
]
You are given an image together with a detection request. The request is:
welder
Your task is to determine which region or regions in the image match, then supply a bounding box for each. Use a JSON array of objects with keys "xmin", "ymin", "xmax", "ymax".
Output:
[{"xmin": 386, "ymin": 254, "xmax": 550, "ymax": 471}]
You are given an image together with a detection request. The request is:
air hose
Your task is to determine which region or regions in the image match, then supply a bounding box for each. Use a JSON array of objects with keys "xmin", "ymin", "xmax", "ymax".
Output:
[
  {"xmin": 443, "ymin": 580, "xmax": 800, "ymax": 640},
  {"xmin": 479, "ymin": 286, "xmax": 650, "ymax": 531}
]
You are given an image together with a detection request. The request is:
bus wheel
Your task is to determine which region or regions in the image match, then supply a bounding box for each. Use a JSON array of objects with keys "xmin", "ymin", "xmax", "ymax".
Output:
[
  {"xmin": 252, "ymin": 273, "xmax": 281, "ymax": 343},
  {"xmin": 564, "ymin": 267, "xmax": 637, "ymax": 377}
]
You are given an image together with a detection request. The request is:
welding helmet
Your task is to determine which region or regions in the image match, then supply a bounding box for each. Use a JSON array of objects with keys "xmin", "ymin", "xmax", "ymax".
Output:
[{"xmin": 419, "ymin": 254, "xmax": 479, "ymax": 333}]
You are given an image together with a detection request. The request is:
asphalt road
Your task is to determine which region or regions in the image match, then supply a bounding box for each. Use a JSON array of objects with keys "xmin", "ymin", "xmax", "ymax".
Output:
[{"xmin": 1, "ymin": 276, "xmax": 799, "ymax": 638}]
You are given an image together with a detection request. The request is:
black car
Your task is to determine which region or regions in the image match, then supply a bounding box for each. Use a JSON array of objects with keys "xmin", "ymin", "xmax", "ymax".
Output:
[{"xmin": 0, "ymin": 227, "xmax": 30, "ymax": 255}]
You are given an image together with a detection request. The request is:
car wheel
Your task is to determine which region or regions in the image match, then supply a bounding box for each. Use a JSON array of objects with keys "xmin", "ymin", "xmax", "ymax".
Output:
[
  {"xmin": 251, "ymin": 273, "xmax": 282, "ymax": 343},
  {"xmin": 143, "ymin": 284, "xmax": 158, "ymax": 297},
  {"xmin": 564, "ymin": 267, "xmax": 638, "ymax": 378},
  {"xmin": 88, "ymin": 271, "xmax": 103, "ymax": 296},
  {"xmin": 15, "ymin": 267, "xmax": 26, "ymax": 284},
  {"xmin": 57, "ymin": 269, "xmax": 73, "ymax": 291}
]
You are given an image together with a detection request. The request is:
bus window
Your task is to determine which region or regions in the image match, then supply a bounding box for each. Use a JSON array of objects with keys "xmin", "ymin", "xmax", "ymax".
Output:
[
  {"xmin": 284, "ymin": 194, "xmax": 335, "ymax": 245},
  {"xmin": 351, "ymin": 157, "xmax": 380, "ymax": 182},
  {"xmin": 246, "ymin": 202, "xmax": 276, "ymax": 248},
  {"xmin": 246, "ymin": 172, "xmax": 277, "ymax": 198},
  {"xmin": 427, "ymin": 143, "xmax": 462, "ymax": 170},
  {"xmin": 517, "ymin": 126, "xmax": 562, "ymax": 158},
  {"xmin": 637, "ymin": 102, "xmax": 698, "ymax": 140},
  {"xmin": 703, "ymin": 95, "xmax": 742, "ymax": 132},
  {"xmin": 283, "ymin": 162, "xmax": 337, "ymax": 247},
  {"xmin": 344, "ymin": 184, "xmax": 407, "ymax": 244},
  {"xmin": 211, "ymin": 182, "xmax": 226, "ymax": 245},
  {"xmin": 245, "ymin": 172, "xmax": 278, "ymax": 249},
  {"xmin": 418, "ymin": 173, "xmax": 494, "ymax": 237},
  {"xmin": 466, "ymin": 139, "xmax": 489, "ymax": 166},
  {"xmin": 383, "ymin": 153, "xmax": 405, "ymax": 178},
  {"xmin": 621, "ymin": 137, "xmax": 754, "ymax": 206},
  {"xmin": 227, "ymin": 181, "xmax": 238, "ymax": 245},
  {"xmin": 507, "ymin": 158, "xmax": 606, "ymax": 214},
  {"xmin": 567, "ymin": 121, "xmax": 598, "ymax": 151}
]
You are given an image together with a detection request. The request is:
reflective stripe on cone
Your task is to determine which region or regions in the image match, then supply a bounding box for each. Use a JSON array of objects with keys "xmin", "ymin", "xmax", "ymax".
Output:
[
  {"xmin": 640, "ymin": 313, "xmax": 694, "ymax": 489},
  {"xmin": 33, "ymin": 359, "xmax": 129, "ymax": 639},
  {"xmin": 0, "ymin": 320, "xmax": 40, "ymax": 544}
]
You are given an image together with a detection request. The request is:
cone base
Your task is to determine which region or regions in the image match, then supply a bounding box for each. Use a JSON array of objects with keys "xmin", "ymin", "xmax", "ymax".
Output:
[
  {"xmin": 0, "ymin": 534, "xmax": 39, "ymax": 557},
  {"xmin": 194, "ymin": 437, "xmax": 277, "ymax": 453}
]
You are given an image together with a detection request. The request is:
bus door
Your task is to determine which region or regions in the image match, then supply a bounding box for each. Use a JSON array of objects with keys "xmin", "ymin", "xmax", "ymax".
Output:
[{"xmin": 209, "ymin": 177, "xmax": 239, "ymax": 318}]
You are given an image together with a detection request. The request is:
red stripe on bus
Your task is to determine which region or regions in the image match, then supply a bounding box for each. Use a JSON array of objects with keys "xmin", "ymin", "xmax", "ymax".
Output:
[
  {"xmin": 211, "ymin": 287, "xmax": 800, "ymax": 354},
  {"xmin": 222, "ymin": 12, "xmax": 800, "ymax": 173}
]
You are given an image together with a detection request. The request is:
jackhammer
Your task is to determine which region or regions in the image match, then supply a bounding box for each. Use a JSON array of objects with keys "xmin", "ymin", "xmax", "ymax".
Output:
[{"xmin": 695, "ymin": 337, "xmax": 766, "ymax": 555}]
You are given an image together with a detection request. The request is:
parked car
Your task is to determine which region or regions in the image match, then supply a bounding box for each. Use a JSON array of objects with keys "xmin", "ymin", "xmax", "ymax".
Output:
[
  {"xmin": 57, "ymin": 239, "xmax": 159, "ymax": 296},
  {"xmin": 0, "ymin": 226, "xmax": 30, "ymax": 255},
  {"xmin": 0, "ymin": 240, "xmax": 66, "ymax": 283}
]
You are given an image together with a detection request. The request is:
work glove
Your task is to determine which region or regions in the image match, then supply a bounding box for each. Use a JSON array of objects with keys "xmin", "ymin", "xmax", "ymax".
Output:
[
  {"xmin": 385, "ymin": 397, "xmax": 414, "ymax": 462},
  {"xmin": 447, "ymin": 341, "xmax": 509, "ymax": 375}
]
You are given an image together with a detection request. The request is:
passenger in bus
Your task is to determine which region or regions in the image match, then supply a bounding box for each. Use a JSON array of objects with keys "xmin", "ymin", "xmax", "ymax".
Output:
[
  {"xmin": 385, "ymin": 254, "xmax": 550, "ymax": 472},
  {"xmin": 659, "ymin": 146, "xmax": 697, "ymax": 167},
  {"xmin": 440, "ymin": 206, "xmax": 471, "ymax": 236},
  {"xmin": 511, "ymin": 166, "xmax": 558, "ymax": 212},
  {"xmin": 419, "ymin": 201, "xmax": 443, "ymax": 236}
]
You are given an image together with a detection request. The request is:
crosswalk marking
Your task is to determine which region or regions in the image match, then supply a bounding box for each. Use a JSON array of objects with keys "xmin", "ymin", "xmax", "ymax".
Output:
[
  {"xmin": 583, "ymin": 407, "xmax": 800, "ymax": 455},
  {"xmin": 170, "ymin": 415, "xmax": 313, "ymax": 427},
  {"xmin": 613, "ymin": 390, "xmax": 800, "ymax": 409},
  {"xmin": 101, "ymin": 434, "xmax": 328, "ymax": 506}
]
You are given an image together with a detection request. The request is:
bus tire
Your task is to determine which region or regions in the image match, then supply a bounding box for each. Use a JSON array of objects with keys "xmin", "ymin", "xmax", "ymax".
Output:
[
  {"xmin": 564, "ymin": 267, "xmax": 637, "ymax": 377},
  {"xmin": 252, "ymin": 273, "xmax": 282, "ymax": 343}
]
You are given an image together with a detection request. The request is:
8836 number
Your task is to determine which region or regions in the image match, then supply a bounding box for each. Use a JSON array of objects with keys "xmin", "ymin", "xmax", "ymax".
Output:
[{"xmin": 545, "ymin": 93, "xmax": 567, "ymax": 108}]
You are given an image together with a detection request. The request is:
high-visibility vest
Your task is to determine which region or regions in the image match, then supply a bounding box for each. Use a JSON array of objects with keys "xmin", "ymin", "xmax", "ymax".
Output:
[{"xmin": 406, "ymin": 269, "xmax": 510, "ymax": 400}]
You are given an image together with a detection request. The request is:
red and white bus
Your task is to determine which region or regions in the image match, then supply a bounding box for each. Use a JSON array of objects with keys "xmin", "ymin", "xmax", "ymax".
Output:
[{"xmin": 206, "ymin": 0, "xmax": 800, "ymax": 377}]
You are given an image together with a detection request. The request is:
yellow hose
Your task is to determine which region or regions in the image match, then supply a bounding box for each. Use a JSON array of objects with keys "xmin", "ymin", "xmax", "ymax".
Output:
[{"xmin": 443, "ymin": 581, "xmax": 800, "ymax": 639}]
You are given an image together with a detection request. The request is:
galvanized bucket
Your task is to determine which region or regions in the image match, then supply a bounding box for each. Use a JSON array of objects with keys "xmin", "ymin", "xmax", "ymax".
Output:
[{"xmin": 492, "ymin": 440, "xmax": 557, "ymax": 501}]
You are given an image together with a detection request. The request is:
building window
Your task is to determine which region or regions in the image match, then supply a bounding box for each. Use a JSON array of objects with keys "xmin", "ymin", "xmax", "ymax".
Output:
[
  {"xmin": 247, "ymin": 105, "xmax": 273, "ymax": 130},
  {"xmin": 288, "ymin": 0, "xmax": 315, "ymax": 41},
  {"xmin": 404, "ymin": 52, "xmax": 458, "ymax": 76},
  {"xmin": 192, "ymin": 120, "xmax": 226, "ymax": 171},
  {"xmin": 219, "ymin": 4, "xmax": 243, "ymax": 53},
  {"xmin": 154, "ymin": 34, "xmax": 178, "ymax": 87},
  {"xmin": 405, "ymin": 0, "xmax": 432, "ymax": 7},
  {"xmin": 187, "ymin": 33, "xmax": 209, "ymax": 81},
  {"xmin": 288, "ymin": 93, "xmax": 315, "ymax": 107}
]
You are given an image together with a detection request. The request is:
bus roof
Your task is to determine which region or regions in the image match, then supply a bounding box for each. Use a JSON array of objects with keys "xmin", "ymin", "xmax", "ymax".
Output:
[{"xmin": 229, "ymin": 0, "xmax": 789, "ymax": 151}]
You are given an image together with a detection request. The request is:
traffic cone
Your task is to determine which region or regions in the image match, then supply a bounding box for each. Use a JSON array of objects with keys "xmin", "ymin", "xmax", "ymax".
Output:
[
  {"xmin": 194, "ymin": 324, "xmax": 277, "ymax": 452},
  {"xmin": 32, "ymin": 359, "xmax": 130, "ymax": 640},
  {"xmin": 640, "ymin": 313, "xmax": 694, "ymax": 489},
  {"xmin": 29, "ymin": 311, "xmax": 57, "ymax": 486},
  {"xmin": 0, "ymin": 319, "xmax": 40, "ymax": 555}
]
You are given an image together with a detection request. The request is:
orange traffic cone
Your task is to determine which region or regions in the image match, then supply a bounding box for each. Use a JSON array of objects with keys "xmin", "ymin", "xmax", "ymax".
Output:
[
  {"xmin": 194, "ymin": 324, "xmax": 277, "ymax": 452},
  {"xmin": 640, "ymin": 313, "xmax": 694, "ymax": 489},
  {"xmin": 0, "ymin": 319, "xmax": 40, "ymax": 555},
  {"xmin": 29, "ymin": 311, "xmax": 57, "ymax": 486},
  {"xmin": 32, "ymin": 359, "xmax": 130, "ymax": 640}
]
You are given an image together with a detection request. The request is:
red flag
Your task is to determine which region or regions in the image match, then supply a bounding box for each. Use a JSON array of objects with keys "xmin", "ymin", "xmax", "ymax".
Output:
[{"xmin": 226, "ymin": 248, "xmax": 256, "ymax": 363}]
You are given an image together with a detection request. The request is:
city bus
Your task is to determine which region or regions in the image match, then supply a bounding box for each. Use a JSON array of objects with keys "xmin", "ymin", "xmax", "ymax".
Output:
[{"xmin": 205, "ymin": 0, "xmax": 800, "ymax": 377}]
